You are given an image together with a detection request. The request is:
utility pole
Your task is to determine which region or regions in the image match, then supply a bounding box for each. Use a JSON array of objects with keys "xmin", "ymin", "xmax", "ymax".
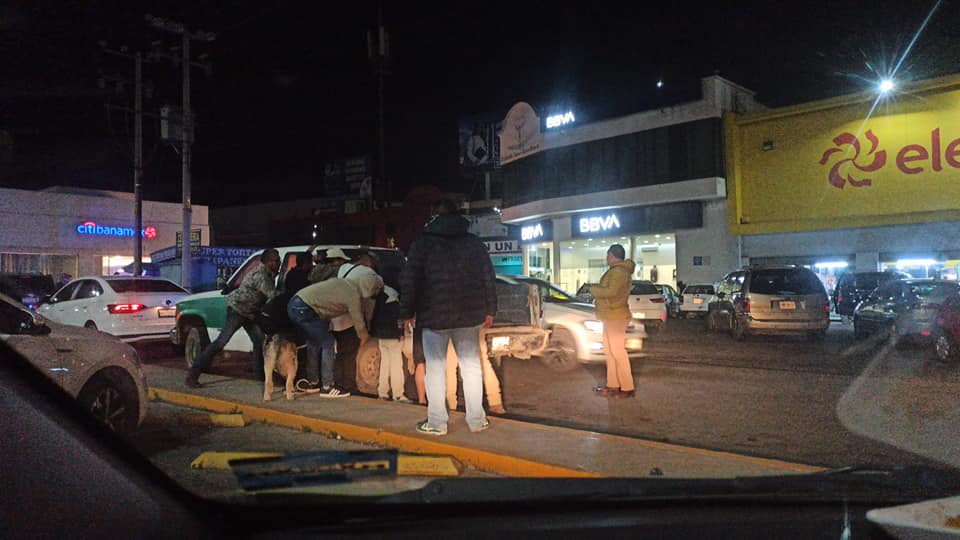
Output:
[
  {"xmin": 99, "ymin": 44, "xmax": 146, "ymax": 276},
  {"xmin": 134, "ymin": 52, "xmax": 143, "ymax": 276},
  {"xmin": 368, "ymin": 5, "xmax": 390, "ymax": 207},
  {"xmin": 146, "ymin": 15, "xmax": 215, "ymax": 291}
]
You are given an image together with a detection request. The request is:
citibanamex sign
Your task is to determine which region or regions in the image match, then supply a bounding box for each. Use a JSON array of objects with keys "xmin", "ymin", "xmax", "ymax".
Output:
[{"xmin": 819, "ymin": 128, "xmax": 960, "ymax": 189}]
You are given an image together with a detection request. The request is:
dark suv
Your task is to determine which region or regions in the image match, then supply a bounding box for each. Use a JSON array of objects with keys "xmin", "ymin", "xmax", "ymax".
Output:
[
  {"xmin": 0, "ymin": 273, "xmax": 57, "ymax": 310},
  {"xmin": 833, "ymin": 271, "xmax": 911, "ymax": 317}
]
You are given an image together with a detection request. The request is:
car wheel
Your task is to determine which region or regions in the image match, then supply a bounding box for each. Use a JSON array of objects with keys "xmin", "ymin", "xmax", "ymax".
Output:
[
  {"xmin": 731, "ymin": 316, "xmax": 747, "ymax": 341},
  {"xmin": 355, "ymin": 338, "xmax": 381, "ymax": 395},
  {"xmin": 84, "ymin": 320, "xmax": 98, "ymax": 330},
  {"xmin": 77, "ymin": 367, "xmax": 140, "ymax": 435},
  {"xmin": 935, "ymin": 330, "xmax": 956, "ymax": 362},
  {"xmin": 537, "ymin": 327, "xmax": 579, "ymax": 372},
  {"xmin": 184, "ymin": 326, "xmax": 210, "ymax": 370}
]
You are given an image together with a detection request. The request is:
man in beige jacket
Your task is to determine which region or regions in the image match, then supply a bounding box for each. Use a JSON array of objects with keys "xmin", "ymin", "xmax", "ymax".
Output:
[
  {"xmin": 588, "ymin": 244, "xmax": 636, "ymax": 398},
  {"xmin": 287, "ymin": 277, "xmax": 369, "ymax": 398}
]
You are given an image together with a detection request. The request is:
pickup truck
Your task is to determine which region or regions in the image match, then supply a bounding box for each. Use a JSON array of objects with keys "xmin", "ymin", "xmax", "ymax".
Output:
[{"xmin": 172, "ymin": 245, "xmax": 549, "ymax": 394}]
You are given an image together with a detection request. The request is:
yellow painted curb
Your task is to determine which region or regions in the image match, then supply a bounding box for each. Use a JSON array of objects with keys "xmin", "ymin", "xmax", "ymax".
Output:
[{"xmin": 150, "ymin": 387, "xmax": 598, "ymax": 478}]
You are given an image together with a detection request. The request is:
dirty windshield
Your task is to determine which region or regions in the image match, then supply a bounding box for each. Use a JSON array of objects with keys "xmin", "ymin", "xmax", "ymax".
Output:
[{"xmin": 4, "ymin": 0, "xmax": 960, "ymax": 521}]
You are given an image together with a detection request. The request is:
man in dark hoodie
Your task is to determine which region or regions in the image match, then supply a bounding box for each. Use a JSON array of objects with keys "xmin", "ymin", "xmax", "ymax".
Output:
[{"xmin": 400, "ymin": 199, "xmax": 497, "ymax": 436}]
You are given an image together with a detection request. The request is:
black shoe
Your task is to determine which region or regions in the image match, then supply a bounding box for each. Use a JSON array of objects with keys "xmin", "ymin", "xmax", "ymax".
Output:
[
  {"xmin": 614, "ymin": 389, "xmax": 636, "ymax": 399},
  {"xmin": 185, "ymin": 373, "xmax": 201, "ymax": 389},
  {"xmin": 593, "ymin": 386, "xmax": 618, "ymax": 396}
]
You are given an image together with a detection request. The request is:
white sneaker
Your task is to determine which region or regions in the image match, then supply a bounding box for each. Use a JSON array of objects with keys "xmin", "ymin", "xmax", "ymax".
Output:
[{"xmin": 318, "ymin": 386, "xmax": 350, "ymax": 398}]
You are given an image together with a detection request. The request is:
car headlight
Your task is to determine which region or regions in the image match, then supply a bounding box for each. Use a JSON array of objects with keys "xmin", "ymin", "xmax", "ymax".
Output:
[{"xmin": 583, "ymin": 320, "xmax": 603, "ymax": 333}]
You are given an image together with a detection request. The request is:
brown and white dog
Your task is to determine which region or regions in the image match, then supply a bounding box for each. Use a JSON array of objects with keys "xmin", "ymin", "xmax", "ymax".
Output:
[{"xmin": 263, "ymin": 332, "xmax": 298, "ymax": 401}]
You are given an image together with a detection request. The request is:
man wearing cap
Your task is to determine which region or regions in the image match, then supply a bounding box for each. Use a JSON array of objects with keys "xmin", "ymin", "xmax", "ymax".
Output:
[
  {"xmin": 330, "ymin": 252, "xmax": 383, "ymax": 394},
  {"xmin": 308, "ymin": 247, "xmax": 350, "ymax": 284}
]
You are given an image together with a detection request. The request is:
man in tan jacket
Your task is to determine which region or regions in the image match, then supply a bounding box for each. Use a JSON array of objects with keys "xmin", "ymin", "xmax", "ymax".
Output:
[{"xmin": 588, "ymin": 244, "xmax": 636, "ymax": 398}]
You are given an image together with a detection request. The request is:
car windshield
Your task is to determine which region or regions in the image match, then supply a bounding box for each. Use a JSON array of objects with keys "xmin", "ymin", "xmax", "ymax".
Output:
[
  {"xmin": 749, "ymin": 269, "xmax": 824, "ymax": 295},
  {"xmin": 8, "ymin": 1, "xmax": 960, "ymax": 523},
  {"xmin": 106, "ymin": 279, "xmax": 188, "ymax": 294},
  {"xmin": 631, "ymin": 282, "xmax": 660, "ymax": 295},
  {"xmin": 684, "ymin": 285, "xmax": 714, "ymax": 295}
]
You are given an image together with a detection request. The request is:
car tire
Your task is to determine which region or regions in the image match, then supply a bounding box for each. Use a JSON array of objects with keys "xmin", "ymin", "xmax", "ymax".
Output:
[
  {"xmin": 355, "ymin": 338, "xmax": 381, "ymax": 396},
  {"xmin": 935, "ymin": 329, "xmax": 957, "ymax": 362},
  {"xmin": 184, "ymin": 326, "xmax": 210, "ymax": 370},
  {"xmin": 537, "ymin": 327, "xmax": 579, "ymax": 372},
  {"xmin": 731, "ymin": 316, "xmax": 747, "ymax": 341},
  {"xmin": 76, "ymin": 367, "xmax": 140, "ymax": 435},
  {"xmin": 84, "ymin": 320, "xmax": 98, "ymax": 331}
]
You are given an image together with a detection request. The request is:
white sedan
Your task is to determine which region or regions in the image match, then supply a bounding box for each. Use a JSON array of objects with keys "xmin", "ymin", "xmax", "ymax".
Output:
[
  {"xmin": 39, "ymin": 276, "xmax": 189, "ymax": 342},
  {"xmin": 628, "ymin": 280, "xmax": 668, "ymax": 332},
  {"xmin": 1, "ymin": 292, "xmax": 148, "ymax": 433}
]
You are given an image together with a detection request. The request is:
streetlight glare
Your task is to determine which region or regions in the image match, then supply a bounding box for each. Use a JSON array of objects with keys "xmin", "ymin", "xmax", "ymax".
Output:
[{"xmin": 879, "ymin": 79, "xmax": 895, "ymax": 93}]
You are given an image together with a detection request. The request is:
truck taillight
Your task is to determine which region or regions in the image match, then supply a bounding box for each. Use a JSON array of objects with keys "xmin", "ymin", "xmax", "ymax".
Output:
[{"xmin": 108, "ymin": 303, "xmax": 145, "ymax": 314}]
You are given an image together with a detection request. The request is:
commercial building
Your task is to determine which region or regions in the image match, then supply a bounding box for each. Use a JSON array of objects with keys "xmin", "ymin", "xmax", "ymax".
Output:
[
  {"xmin": 496, "ymin": 76, "xmax": 764, "ymax": 294},
  {"xmin": 0, "ymin": 186, "xmax": 209, "ymax": 280},
  {"xmin": 726, "ymin": 73, "xmax": 960, "ymax": 288}
]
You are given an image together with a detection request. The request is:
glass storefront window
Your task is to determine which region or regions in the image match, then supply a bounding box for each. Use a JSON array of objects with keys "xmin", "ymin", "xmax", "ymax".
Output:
[
  {"xmin": 101, "ymin": 255, "xmax": 152, "ymax": 276},
  {"xmin": 523, "ymin": 242, "xmax": 553, "ymax": 282},
  {"xmin": 556, "ymin": 232, "xmax": 678, "ymax": 294},
  {"xmin": 0, "ymin": 253, "xmax": 78, "ymax": 284},
  {"xmin": 880, "ymin": 258, "xmax": 958, "ymax": 280}
]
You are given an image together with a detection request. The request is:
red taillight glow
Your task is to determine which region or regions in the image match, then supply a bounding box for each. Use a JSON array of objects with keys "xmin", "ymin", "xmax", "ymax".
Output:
[
  {"xmin": 921, "ymin": 331, "xmax": 932, "ymax": 337},
  {"xmin": 743, "ymin": 299, "xmax": 751, "ymax": 312},
  {"xmin": 825, "ymin": 301, "xmax": 831, "ymax": 312},
  {"xmin": 108, "ymin": 303, "xmax": 145, "ymax": 314},
  {"xmin": 650, "ymin": 297, "xmax": 665, "ymax": 303}
]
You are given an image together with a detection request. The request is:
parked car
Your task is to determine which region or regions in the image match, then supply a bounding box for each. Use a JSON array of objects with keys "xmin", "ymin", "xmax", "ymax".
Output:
[
  {"xmin": 934, "ymin": 290, "xmax": 960, "ymax": 361},
  {"xmin": 706, "ymin": 266, "xmax": 830, "ymax": 340},
  {"xmin": 511, "ymin": 276, "xmax": 646, "ymax": 371},
  {"xmin": 575, "ymin": 282, "xmax": 596, "ymax": 303},
  {"xmin": 853, "ymin": 278, "xmax": 960, "ymax": 346},
  {"xmin": 679, "ymin": 284, "xmax": 717, "ymax": 318},
  {"xmin": 0, "ymin": 292, "xmax": 148, "ymax": 433},
  {"xmin": 0, "ymin": 272, "xmax": 57, "ymax": 310},
  {"xmin": 833, "ymin": 270, "xmax": 911, "ymax": 317},
  {"xmin": 38, "ymin": 276, "xmax": 189, "ymax": 343},
  {"xmin": 654, "ymin": 283, "xmax": 681, "ymax": 319},
  {"xmin": 629, "ymin": 280, "xmax": 667, "ymax": 332}
]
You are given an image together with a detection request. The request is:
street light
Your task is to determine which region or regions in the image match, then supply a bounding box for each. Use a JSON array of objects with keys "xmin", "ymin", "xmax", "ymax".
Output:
[{"xmin": 879, "ymin": 79, "xmax": 895, "ymax": 93}]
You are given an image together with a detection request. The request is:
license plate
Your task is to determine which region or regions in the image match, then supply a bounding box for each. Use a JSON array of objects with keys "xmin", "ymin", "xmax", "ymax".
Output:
[
  {"xmin": 157, "ymin": 307, "xmax": 176, "ymax": 318},
  {"xmin": 693, "ymin": 298, "xmax": 703, "ymax": 304},
  {"xmin": 778, "ymin": 301, "xmax": 796, "ymax": 310},
  {"xmin": 632, "ymin": 312, "xmax": 646, "ymax": 318}
]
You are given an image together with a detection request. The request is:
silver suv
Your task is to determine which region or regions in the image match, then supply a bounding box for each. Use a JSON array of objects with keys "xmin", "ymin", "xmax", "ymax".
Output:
[{"xmin": 706, "ymin": 266, "xmax": 830, "ymax": 340}]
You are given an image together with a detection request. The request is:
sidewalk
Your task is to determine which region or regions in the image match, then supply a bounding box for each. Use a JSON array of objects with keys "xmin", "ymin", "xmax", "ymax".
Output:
[{"xmin": 144, "ymin": 365, "xmax": 825, "ymax": 478}]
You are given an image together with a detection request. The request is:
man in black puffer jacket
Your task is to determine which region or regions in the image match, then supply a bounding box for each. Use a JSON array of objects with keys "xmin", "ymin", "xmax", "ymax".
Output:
[{"xmin": 400, "ymin": 199, "xmax": 497, "ymax": 436}]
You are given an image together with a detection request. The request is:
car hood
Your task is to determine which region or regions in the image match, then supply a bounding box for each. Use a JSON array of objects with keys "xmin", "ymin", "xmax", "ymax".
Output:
[
  {"xmin": 544, "ymin": 301, "xmax": 596, "ymax": 317},
  {"xmin": 177, "ymin": 289, "xmax": 223, "ymax": 304}
]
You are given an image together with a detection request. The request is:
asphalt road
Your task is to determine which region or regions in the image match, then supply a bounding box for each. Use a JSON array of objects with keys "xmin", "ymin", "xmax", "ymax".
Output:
[{"xmin": 134, "ymin": 317, "xmax": 959, "ymax": 470}]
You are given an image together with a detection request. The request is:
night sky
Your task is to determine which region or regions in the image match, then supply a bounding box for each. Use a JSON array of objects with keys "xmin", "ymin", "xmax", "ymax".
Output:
[{"xmin": 1, "ymin": 0, "xmax": 957, "ymax": 207}]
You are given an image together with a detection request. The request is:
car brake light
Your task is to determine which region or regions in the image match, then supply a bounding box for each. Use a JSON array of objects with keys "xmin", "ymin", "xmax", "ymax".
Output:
[
  {"xmin": 837, "ymin": 295, "xmax": 843, "ymax": 304},
  {"xmin": 108, "ymin": 303, "xmax": 145, "ymax": 314},
  {"xmin": 824, "ymin": 301, "xmax": 831, "ymax": 312},
  {"xmin": 650, "ymin": 297, "xmax": 665, "ymax": 303}
]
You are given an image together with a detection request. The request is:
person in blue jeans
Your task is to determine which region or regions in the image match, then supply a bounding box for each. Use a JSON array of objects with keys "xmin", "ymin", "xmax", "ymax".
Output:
[
  {"xmin": 286, "ymin": 277, "xmax": 369, "ymax": 398},
  {"xmin": 400, "ymin": 199, "xmax": 497, "ymax": 435}
]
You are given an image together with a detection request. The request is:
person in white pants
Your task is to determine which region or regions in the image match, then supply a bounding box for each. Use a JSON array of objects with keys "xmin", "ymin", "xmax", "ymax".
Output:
[{"xmin": 371, "ymin": 271, "xmax": 411, "ymax": 402}]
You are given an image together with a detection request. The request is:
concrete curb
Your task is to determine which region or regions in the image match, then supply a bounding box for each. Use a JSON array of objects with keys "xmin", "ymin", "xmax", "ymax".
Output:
[{"xmin": 149, "ymin": 387, "xmax": 600, "ymax": 478}]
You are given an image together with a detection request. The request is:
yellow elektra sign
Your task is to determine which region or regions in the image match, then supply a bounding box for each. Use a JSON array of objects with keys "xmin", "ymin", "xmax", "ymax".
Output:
[{"xmin": 726, "ymin": 75, "xmax": 960, "ymax": 235}]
